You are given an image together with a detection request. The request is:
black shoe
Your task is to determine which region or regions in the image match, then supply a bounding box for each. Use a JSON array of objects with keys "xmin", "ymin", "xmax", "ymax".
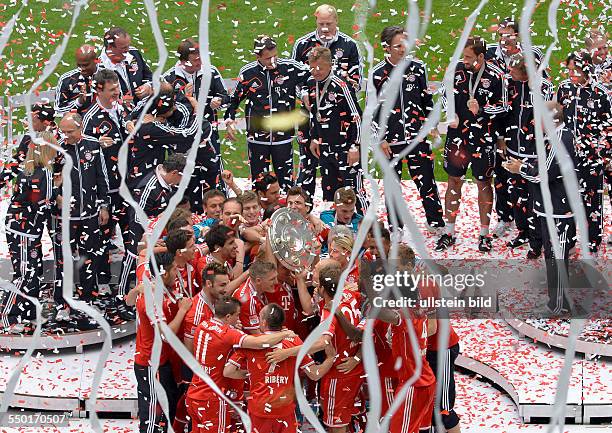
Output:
[
  {"xmin": 478, "ymin": 236, "xmax": 492, "ymax": 252},
  {"xmin": 116, "ymin": 298, "xmax": 136, "ymax": 322},
  {"xmin": 435, "ymin": 234, "xmax": 456, "ymax": 251},
  {"xmin": 507, "ymin": 235, "xmax": 528, "ymax": 249},
  {"xmin": 526, "ymin": 249, "xmax": 541, "ymax": 259}
]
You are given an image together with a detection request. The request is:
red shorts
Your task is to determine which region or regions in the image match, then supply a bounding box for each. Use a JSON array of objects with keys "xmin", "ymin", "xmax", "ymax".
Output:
[
  {"xmin": 381, "ymin": 375, "xmax": 398, "ymax": 417},
  {"xmin": 320, "ymin": 375, "xmax": 364, "ymax": 428},
  {"xmin": 390, "ymin": 383, "xmax": 435, "ymax": 433},
  {"xmin": 251, "ymin": 413, "xmax": 297, "ymax": 433},
  {"xmin": 186, "ymin": 395, "xmax": 229, "ymax": 433}
]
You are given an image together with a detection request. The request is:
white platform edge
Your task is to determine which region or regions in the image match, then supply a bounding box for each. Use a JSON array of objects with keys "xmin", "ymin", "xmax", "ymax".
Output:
[
  {"xmin": 505, "ymin": 317, "xmax": 612, "ymax": 358},
  {"xmin": 0, "ymin": 321, "xmax": 136, "ymax": 351}
]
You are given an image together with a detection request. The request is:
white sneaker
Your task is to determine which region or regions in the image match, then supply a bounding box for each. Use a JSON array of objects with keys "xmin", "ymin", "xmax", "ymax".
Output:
[
  {"xmin": 492, "ymin": 221, "xmax": 512, "ymax": 238},
  {"xmin": 98, "ymin": 284, "xmax": 112, "ymax": 296},
  {"xmin": 55, "ymin": 307, "xmax": 71, "ymax": 322},
  {"xmin": 426, "ymin": 224, "xmax": 443, "ymax": 235}
]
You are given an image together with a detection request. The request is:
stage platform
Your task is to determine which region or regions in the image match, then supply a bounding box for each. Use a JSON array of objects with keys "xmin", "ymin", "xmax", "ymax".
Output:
[{"xmin": 0, "ymin": 319, "xmax": 610, "ymax": 427}]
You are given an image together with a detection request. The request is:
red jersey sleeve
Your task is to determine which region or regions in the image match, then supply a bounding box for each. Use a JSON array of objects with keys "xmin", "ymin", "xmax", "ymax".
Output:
[
  {"xmin": 320, "ymin": 308, "xmax": 336, "ymax": 338},
  {"xmin": 227, "ymin": 349, "xmax": 247, "ymax": 369},
  {"xmin": 227, "ymin": 326, "xmax": 248, "ymax": 348}
]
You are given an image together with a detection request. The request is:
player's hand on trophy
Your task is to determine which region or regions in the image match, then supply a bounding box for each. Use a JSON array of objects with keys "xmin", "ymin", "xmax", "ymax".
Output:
[
  {"xmin": 449, "ymin": 113, "xmax": 459, "ymax": 129},
  {"xmin": 292, "ymin": 268, "xmax": 308, "ymax": 282}
]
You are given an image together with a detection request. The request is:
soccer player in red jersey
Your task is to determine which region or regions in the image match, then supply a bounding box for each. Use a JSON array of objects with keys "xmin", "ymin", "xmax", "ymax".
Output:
[
  {"xmin": 267, "ymin": 260, "xmax": 364, "ymax": 433},
  {"xmin": 329, "ymin": 233, "xmax": 360, "ymax": 286},
  {"xmin": 232, "ymin": 260, "xmax": 278, "ymax": 333},
  {"xmin": 265, "ymin": 262, "xmax": 299, "ymax": 332},
  {"xmin": 224, "ymin": 303, "xmax": 336, "ymax": 433},
  {"xmin": 186, "ymin": 297, "xmax": 296, "ymax": 433},
  {"xmin": 134, "ymin": 252, "xmax": 192, "ymax": 433},
  {"xmin": 361, "ymin": 246, "xmax": 438, "ymax": 433},
  {"xmin": 165, "ymin": 229, "xmax": 200, "ymax": 298},
  {"xmin": 183, "ymin": 262, "xmax": 231, "ymax": 352},
  {"xmin": 196, "ymin": 224, "xmax": 248, "ymax": 293},
  {"xmin": 417, "ymin": 265, "xmax": 462, "ymax": 433}
]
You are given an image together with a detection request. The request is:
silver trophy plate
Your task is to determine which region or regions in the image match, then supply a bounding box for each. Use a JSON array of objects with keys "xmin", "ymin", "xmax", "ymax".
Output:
[{"xmin": 268, "ymin": 207, "xmax": 316, "ymax": 272}]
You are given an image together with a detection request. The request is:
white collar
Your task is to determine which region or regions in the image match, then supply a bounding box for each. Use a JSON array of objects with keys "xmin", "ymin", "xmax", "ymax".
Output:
[
  {"xmin": 155, "ymin": 165, "xmax": 171, "ymax": 190},
  {"xmin": 99, "ymin": 48, "xmax": 135, "ymax": 68},
  {"xmin": 174, "ymin": 61, "xmax": 203, "ymax": 79},
  {"xmin": 97, "ymin": 100, "xmax": 120, "ymax": 113},
  {"xmin": 315, "ymin": 29, "xmax": 340, "ymax": 46}
]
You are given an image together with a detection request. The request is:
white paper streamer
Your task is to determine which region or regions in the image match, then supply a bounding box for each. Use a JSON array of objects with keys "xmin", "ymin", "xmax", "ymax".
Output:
[{"xmin": 520, "ymin": 2, "xmax": 591, "ymax": 432}]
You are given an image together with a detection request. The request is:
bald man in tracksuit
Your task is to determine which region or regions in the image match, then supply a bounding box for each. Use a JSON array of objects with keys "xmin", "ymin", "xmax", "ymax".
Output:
[{"xmin": 54, "ymin": 114, "xmax": 110, "ymax": 320}]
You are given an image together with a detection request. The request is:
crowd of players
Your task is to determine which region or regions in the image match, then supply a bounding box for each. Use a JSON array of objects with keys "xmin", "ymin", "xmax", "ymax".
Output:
[{"xmin": 1, "ymin": 3, "xmax": 611, "ymax": 432}]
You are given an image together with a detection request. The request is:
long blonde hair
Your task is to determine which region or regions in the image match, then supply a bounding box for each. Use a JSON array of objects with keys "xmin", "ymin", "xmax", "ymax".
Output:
[{"xmin": 23, "ymin": 131, "xmax": 57, "ymax": 176}]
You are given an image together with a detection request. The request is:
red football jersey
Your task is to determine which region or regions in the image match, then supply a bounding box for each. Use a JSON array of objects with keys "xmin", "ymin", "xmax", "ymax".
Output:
[
  {"xmin": 417, "ymin": 280, "xmax": 460, "ymax": 351},
  {"xmin": 391, "ymin": 313, "xmax": 435, "ymax": 387},
  {"xmin": 183, "ymin": 290, "xmax": 215, "ymax": 341},
  {"xmin": 174, "ymin": 263, "xmax": 200, "ymax": 298},
  {"xmin": 357, "ymin": 318, "xmax": 395, "ymax": 379},
  {"xmin": 265, "ymin": 282, "xmax": 297, "ymax": 332},
  {"xmin": 195, "ymin": 254, "xmax": 233, "ymax": 286},
  {"xmin": 187, "ymin": 318, "xmax": 247, "ymax": 401},
  {"xmin": 346, "ymin": 263, "xmax": 359, "ymax": 285},
  {"xmin": 134, "ymin": 294, "xmax": 173, "ymax": 367},
  {"xmin": 228, "ymin": 335, "xmax": 314, "ymax": 418},
  {"xmin": 321, "ymin": 300, "xmax": 364, "ymax": 379},
  {"xmin": 233, "ymin": 278, "xmax": 266, "ymax": 333}
]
